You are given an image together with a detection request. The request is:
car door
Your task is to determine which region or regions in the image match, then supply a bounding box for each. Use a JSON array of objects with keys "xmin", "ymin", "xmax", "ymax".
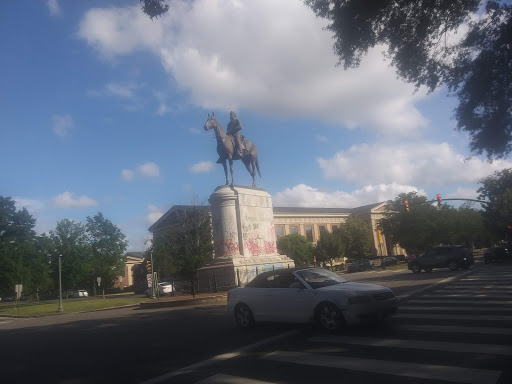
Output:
[{"xmin": 257, "ymin": 271, "xmax": 315, "ymax": 323}]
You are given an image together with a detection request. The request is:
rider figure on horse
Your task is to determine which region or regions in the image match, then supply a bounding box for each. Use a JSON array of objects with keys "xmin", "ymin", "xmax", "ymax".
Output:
[{"xmin": 226, "ymin": 111, "xmax": 245, "ymax": 159}]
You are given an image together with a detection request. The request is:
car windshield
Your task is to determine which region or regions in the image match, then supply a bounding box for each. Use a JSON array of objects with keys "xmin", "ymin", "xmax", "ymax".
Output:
[{"xmin": 296, "ymin": 268, "xmax": 348, "ymax": 289}]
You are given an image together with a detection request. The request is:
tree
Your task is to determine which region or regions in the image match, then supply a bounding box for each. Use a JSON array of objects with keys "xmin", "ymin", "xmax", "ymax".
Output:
[
  {"xmin": 478, "ymin": 168, "xmax": 512, "ymax": 240},
  {"xmin": 304, "ymin": 0, "xmax": 512, "ymax": 159},
  {"xmin": 338, "ymin": 216, "xmax": 373, "ymax": 258},
  {"xmin": 379, "ymin": 192, "xmax": 441, "ymax": 255},
  {"xmin": 50, "ymin": 219, "xmax": 93, "ymax": 291},
  {"xmin": 315, "ymin": 230, "xmax": 343, "ymax": 263},
  {"xmin": 152, "ymin": 207, "xmax": 213, "ymax": 289},
  {"xmin": 277, "ymin": 234, "xmax": 314, "ymax": 266},
  {"xmin": 0, "ymin": 196, "xmax": 38, "ymax": 295},
  {"xmin": 86, "ymin": 213, "xmax": 128, "ymax": 289}
]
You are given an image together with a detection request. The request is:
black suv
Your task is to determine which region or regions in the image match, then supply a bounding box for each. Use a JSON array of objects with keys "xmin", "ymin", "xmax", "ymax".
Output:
[{"xmin": 408, "ymin": 245, "xmax": 474, "ymax": 273}]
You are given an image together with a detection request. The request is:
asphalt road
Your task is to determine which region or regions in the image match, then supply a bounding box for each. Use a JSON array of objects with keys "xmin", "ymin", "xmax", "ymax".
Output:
[{"xmin": 1, "ymin": 262, "xmax": 509, "ymax": 384}]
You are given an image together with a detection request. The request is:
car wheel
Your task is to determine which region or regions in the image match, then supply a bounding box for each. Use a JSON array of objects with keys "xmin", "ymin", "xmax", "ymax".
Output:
[
  {"xmin": 315, "ymin": 302, "xmax": 345, "ymax": 331},
  {"xmin": 411, "ymin": 263, "xmax": 421, "ymax": 274},
  {"xmin": 448, "ymin": 261, "xmax": 458, "ymax": 271},
  {"xmin": 424, "ymin": 266, "xmax": 433, "ymax": 273},
  {"xmin": 234, "ymin": 303, "xmax": 255, "ymax": 329}
]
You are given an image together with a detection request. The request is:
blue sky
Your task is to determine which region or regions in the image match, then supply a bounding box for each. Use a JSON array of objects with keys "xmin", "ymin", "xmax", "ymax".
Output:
[{"xmin": 2, "ymin": 0, "xmax": 511, "ymax": 251}]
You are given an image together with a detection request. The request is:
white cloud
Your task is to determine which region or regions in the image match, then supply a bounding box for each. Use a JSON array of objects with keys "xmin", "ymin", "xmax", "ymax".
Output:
[
  {"xmin": 121, "ymin": 169, "xmax": 136, "ymax": 182},
  {"xmin": 138, "ymin": 162, "xmax": 160, "ymax": 178},
  {"xmin": 190, "ymin": 161, "xmax": 214, "ymax": 174},
  {"xmin": 316, "ymin": 135, "xmax": 328, "ymax": 142},
  {"xmin": 122, "ymin": 162, "xmax": 161, "ymax": 182},
  {"xmin": 146, "ymin": 204, "xmax": 164, "ymax": 225},
  {"xmin": 77, "ymin": 0, "xmax": 430, "ymax": 135},
  {"xmin": 52, "ymin": 192, "xmax": 98, "ymax": 208},
  {"xmin": 317, "ymin": 142, "xmax": 512, "ymax": 187},
  {"xmin": 104, "ymin": 82, "xmax": 141, "ymax": 98},
  {"xmin": 46, "ymin": 0, "xmax": 61, "ymax": 16},
  {"xmin": 52, "ymin": 114, "xmax": 73, "ymax": 136},
  {"xmin": 273, "ymin": 183, "xmax": 425, "ymax": 208}
]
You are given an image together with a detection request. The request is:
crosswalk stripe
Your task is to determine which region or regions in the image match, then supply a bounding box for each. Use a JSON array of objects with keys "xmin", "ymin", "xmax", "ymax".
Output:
[
  {"xmin": 407, "ymin": 299, "xmax": 512, "ymax": 304},
  {"xmin": 262, "ymin": 351, "xmax": 502, "ymax": 384},
  {"xmin": 401, "ymin": 306, "xmax": 512, "ymax": 311},
  {"xmin": 309, "ymin": 335, "xmax": 512, "ymax": 356},
  {"xmin": 195, "ymin": 374, "xmax": 275, "ymax": 384},
  {"xmin": 434, "ymin": 289, "xmax": 512, "ymax": 294},
  {"xmin": 449, "ymin": 285, "xmax": 512, "ymax": 289},
  {"xmin": 396, "ymin": 313, "xmax": 512, "ymax": 321},
  {"xmin": 399, "ymin": 324, "xmax": 512, "ymax": 335},
  {"xmin": 417, "ymin": 294, "xmax": 512, "ymax": 299}
]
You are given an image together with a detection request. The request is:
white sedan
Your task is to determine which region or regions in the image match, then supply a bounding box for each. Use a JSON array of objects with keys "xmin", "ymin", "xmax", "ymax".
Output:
[
  {"xmin": 145, "ymin": 282, "xmax": 174, "ymax": 297},
  {"xmin": 227, "ymin": 267, "xmax": 398, "ymax": 331}
]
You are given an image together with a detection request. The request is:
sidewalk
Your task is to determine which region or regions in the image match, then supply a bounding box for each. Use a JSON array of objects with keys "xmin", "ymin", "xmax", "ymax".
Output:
[{"xmin": 139, "ymin": 292, "xmax": 228, "ymax": 309}]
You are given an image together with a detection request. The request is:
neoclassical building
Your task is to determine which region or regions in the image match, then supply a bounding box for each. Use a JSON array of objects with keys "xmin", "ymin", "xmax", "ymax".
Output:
[{"xmin": 149, "ymin": 202, "xmax": 406, "ymax": 259}]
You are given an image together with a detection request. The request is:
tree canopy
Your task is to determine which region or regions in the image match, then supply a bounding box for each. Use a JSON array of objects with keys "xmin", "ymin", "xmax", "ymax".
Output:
[
  {"xmin": 379, "ymin": 191, "xmax": 490, "ymax": 255},
  {"xmin": 304, "ymin": 0, "xmax": 512, "ymax": 159},
  {"xmin": 277, "ymin": 234, "xmax": 315, "ymax": 266},
  {"xmin": 478, "ymin": 168, "xmax": 512, "ymax": 239}
]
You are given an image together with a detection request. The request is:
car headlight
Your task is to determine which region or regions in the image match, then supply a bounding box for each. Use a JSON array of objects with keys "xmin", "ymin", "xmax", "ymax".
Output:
[{"xmin": 348, "ymin": 295, "xmax": 372, "ymax": 304}]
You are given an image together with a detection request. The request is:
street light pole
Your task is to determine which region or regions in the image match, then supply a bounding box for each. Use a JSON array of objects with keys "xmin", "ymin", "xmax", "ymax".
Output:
[
  {"xmin": 150, "ymin": 251, "xmax": 156, "ymax": 300},
  {"xmin": 58, "ymin": 254, "xmax": 63, "ymax": 312}
]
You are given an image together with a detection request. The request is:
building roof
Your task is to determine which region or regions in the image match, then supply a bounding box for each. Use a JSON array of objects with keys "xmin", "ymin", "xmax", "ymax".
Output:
[{"xmin": 149, "ymin": 202, "xmax": 389, "ymax": 233}]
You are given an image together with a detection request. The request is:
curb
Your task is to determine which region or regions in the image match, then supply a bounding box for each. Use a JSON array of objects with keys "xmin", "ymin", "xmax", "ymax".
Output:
[{"xmin": 139, "ymin": 294, "xmax": 228, "ymax": 309}]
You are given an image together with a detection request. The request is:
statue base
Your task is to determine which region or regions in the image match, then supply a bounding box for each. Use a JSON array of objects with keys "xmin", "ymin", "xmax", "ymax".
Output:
[{"xmin": 196, "ymin": 185, "xmax": 294, "ymax": 292}]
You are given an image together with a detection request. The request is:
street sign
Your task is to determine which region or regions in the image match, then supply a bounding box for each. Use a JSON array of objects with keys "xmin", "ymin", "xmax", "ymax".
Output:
[
  {"xmin": 147, "ymin": 273, "xmax": 153, "ymax": 288},
  {"xmin": 15, "ymin": 284, "xmax": 23, "ymax": 300},
  {"xmin": 97, "ymin": 277, "xmax": 101, "ymax": 286}
]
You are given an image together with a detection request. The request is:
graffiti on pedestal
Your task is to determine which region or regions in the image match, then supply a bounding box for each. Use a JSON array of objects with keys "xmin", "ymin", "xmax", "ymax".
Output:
[
  {"xmin": 243, "ymin": 233, "xmax": 262, "ymax": 256},
  {"xmin": 264, "ymin": 240, "xmax": 277, "ymax": 254}
]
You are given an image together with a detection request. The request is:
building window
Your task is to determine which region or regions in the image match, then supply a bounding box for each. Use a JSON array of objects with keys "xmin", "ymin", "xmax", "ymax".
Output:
[
  {"xmin": 319, "ymin": 225, "xmax": 327, "ymax": 236},
  {"xmin": 290, "ymin": 225, "xmax": 298, "ymax": 235},
  {"xmin": 305, "ymin": 225, "xmax": 313, "ymax": 242},
  {"xmin": 275, "ymin": 225, "xmax": 284, "ymax": 239},
  {"xmin": 331, "ymin": 225, "xmax": 338, "ymax": 231}
]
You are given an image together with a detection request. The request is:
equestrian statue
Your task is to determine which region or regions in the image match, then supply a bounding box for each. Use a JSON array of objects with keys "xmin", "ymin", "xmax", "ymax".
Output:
[{"xmin": 204, "ymin": 112, "xmax": 261, "ymax": 187}]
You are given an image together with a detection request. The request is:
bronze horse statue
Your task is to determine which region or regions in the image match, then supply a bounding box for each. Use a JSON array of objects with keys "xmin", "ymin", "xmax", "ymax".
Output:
[{"xmin": 204, "ymin": 113, "xmax": 261, "ymax": 187}]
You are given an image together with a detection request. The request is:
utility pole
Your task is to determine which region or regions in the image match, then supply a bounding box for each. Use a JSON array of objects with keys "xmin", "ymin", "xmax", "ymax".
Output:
[
  {"xmin": 58, "ymin": 254, "xmax": 63, "ymax": 312},
  {"xmin": 150, "ymin": 251, "xmax": 156, "ymax": 299}
]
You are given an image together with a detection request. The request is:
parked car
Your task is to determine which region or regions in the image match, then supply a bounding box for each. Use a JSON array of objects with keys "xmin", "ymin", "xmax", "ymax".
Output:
[
  {"xmin": 65, "ymin": 290, "xmax": 88, "ymax": 298},
  {"xmin": 382, "ymin": 256, "xmax": 398, "ymax": 266},
  {"xmin": 227, "ymin": 267, "xmax": 398, "ymax": 331},
  {"xmin": 347, "ymin": 259, "xmax": 373, "ymax": 273},
  {"xmin": 146, "ymin": 281, "xmax": 174, "ymax": 297},
  {"xmin": 484, "ymin": 245, "xmax": 510, "ymax": 263},
  {"xmin": 408, "ymin": 245, "xmax": 474, "ymax": 273}
]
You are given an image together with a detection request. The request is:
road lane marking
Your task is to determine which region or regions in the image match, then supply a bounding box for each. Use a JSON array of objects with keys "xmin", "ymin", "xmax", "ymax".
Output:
[
  {"xmin": 401, "ymin": 306, "xmax": 512, "ymax": 311},
  {"xmin": 262, "ymin": 351, "xmax": 502, "ymax": 384},
  {"xmin": 399, "ymin": 324, "xmax": 512, "ymax": 335},
  {"xmin": 396, "ymin": 313, "xmax": 512, "ymax": 321},
  {"xmin": 309, "ymin": 335, "xmax": 512, "ymax": 356},
  {"xmin": 407, "ymin": 299, "xmax": 512, "ymax": 304},
  {"xmin": 195, "ymin": 373, "xmax": 275, "ymax": 384},
  {"xmin": 138, "ymin": 329, "xmax": 300, "ymax": 384}
]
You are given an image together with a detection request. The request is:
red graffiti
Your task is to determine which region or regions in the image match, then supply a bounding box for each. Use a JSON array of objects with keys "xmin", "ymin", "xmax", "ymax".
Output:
[
  {"xmin": 224, "ymin": 238, "xmax": 239, "ymax": 256},
  {"xmin": 244, "ymin": 237, "xmax": 262, "ymax": 256},
  {"xmin": 264, "ymin": 240, "xmax": 277, "ymax": 254}
]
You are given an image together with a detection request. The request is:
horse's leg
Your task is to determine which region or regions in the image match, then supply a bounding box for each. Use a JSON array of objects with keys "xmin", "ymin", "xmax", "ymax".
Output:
[
  {"xmin": 229, "ymin": 158, "xmax": 235, "ymax": 186},
  {"xmin": 222, "ymin": 160, "xmax": 229, "ymax": 185},
  {"xmin": 250, "ymin": 158, "xmax": 257, "ymax": 187},
  {"xmin": 241, "ymin": 157, "xmax": 256, "ymax": 187}
]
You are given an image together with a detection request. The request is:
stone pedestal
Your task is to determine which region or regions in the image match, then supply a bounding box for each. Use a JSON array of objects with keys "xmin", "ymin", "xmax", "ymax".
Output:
[{"xmin": 196, "ymin": 185, "xmax": 294, "ymax": 292}]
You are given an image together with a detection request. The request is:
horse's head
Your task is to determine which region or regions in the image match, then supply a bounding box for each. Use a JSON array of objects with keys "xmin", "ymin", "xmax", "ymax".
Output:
[{"xmin": 204, "ymin": 112, "xmax": 217, "ymax": 131}]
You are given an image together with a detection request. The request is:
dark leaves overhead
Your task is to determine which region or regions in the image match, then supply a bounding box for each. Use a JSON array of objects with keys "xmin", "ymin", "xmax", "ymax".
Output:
[
  {"xmin": 140, "ymin": 0, "xmax": 170, "ymax": 19},
  {"xmin": 305, "ymin": 0, "xmax": 512, "ymax": 159}
]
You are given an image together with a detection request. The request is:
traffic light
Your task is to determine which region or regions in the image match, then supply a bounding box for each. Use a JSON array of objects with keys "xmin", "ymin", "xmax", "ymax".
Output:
[
  {"xmin": 507, "ymin": 224, "xmax": 512, "ymax": 231},
  {"xmin": 403, "ymin": 200, "xmax": 409, "ymax": 211},
  {"xmin": 436, "ymin": 194, "xmax": 442, "ymax": 207},
  {"xmin": 146, "ymin": 260, "xmax": 152, "ymax": 273}
]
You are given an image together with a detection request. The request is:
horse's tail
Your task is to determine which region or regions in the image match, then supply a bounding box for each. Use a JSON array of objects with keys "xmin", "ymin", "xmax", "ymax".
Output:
[{"xmin": 255, "ymin": 153, "xmax": 261, "ymax": 178}]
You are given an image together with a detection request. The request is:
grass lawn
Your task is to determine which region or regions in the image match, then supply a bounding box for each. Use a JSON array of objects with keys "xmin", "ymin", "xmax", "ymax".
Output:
[{"xmin": 0, "ymin": 296, "xmax": 147, "ymax": 317}]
